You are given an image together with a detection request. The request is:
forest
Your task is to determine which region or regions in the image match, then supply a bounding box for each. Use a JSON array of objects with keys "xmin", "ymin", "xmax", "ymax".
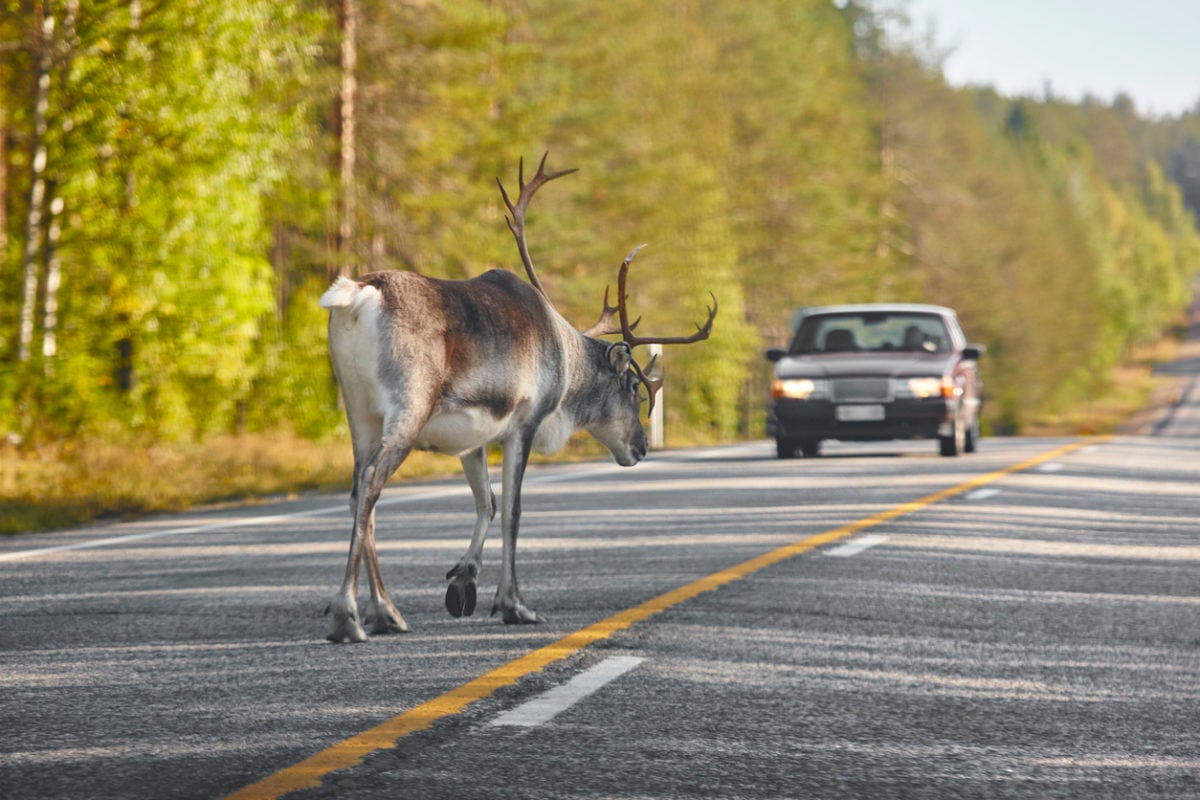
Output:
[{"xmin": 1, "ymin": 1, "xmax": 1199, "ymax": 487}]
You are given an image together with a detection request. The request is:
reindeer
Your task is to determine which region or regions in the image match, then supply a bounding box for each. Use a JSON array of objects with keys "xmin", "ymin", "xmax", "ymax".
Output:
[{"xmin": 318, "ymin": 155, "xmax": 716, "ymax": 643}]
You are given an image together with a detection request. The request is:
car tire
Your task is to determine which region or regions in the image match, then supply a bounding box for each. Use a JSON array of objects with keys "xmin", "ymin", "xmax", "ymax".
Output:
[
  {"xmin": 964, "ymin": 417, "xmax": 980, "ymax": 453},
  {"xmin": 800, "ymin": 439, "xmax": 822, "ymax": 458},
  {"xmin": 939, "ymin": 413, "xmax": 964, "ymax": 457},
  {"xmin": 775, "ymin": 438, "xmax": 797, "ymax": 459}
]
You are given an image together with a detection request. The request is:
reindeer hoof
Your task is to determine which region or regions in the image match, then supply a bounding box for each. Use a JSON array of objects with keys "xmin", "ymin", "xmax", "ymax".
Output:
[
  {"xmin": 445, "ymin": 579, "xmax": 477, "ymax": 618},
  {"xmin": 492, "ymin": 602, "xmax": 542, "ymax": 625},
  {"xmin": 327, "ymin": 598, "xmax": 368, "ymax": 643},
  {"xmin": 327, "ymin": 618, "xmax": 368, "ymax": 644},
  {"xmin": 445, "ymin": 562, "xmax": 480, "ymax": 581},
  {"xmin": 366, "ymin": 603, "xmax": 410, "ymax": 635}
]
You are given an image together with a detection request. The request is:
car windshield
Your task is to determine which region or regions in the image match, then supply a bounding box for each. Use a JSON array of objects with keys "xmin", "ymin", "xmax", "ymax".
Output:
[{"xmin": 790, "ymin": 312, "xmax": 951, "ymax": 355}]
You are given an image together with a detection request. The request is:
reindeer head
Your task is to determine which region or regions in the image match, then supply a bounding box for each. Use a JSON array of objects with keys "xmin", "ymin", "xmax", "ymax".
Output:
[{"xmin": 578, "ymin": 339, "xmax": 649, "ymax": 466}]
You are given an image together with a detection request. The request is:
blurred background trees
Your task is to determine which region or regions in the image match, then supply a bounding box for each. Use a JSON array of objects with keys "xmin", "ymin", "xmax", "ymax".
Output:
[{"xmin": 2, "ymin": 0, "xmax": 1197, "ymax": 448}]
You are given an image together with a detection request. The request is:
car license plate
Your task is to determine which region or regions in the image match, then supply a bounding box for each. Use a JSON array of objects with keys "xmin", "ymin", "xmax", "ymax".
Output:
[{"xmin": 836, "ymin": 404, "xmax": 885, "ymax": 422}]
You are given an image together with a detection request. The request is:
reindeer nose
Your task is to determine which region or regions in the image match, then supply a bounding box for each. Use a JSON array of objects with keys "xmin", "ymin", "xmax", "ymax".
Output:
[{"xmin": 616, "ymin": 437, "xmax": 647, "ymax": 468}]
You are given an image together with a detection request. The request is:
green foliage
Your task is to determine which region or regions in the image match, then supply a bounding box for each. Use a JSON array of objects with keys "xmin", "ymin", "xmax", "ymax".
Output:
[
  {"xmin": 2, "ymin": 0, "xmax": 323, "ymax": 441},
  {"xmin": 862, "ymin": 24, "xmax": 1199, "ymax": 432},
  {"xmin": 1, "ymin": 0, "xmax": 1197, "ymax": 454}
]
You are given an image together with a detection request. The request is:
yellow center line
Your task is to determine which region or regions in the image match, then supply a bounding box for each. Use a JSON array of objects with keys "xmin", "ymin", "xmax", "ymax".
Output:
[{"xmin": 225, "ymin": 437, "xmax": 1106, "ymax": 800}]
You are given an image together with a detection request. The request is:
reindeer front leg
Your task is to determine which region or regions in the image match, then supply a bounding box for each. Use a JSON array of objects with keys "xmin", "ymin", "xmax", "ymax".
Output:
[
  {"xmin": 492, "ymin": 434, "xmax": 541, "ymax": 624},
  {"xmin": 446, "ymin": 446, "xmax": 495, "ymax": 618}
]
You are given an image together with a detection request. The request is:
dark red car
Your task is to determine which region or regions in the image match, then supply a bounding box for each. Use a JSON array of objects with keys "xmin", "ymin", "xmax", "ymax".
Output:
[{"xmin": 765, "ymin": 304, "xmax": 984, "ymax": 458}]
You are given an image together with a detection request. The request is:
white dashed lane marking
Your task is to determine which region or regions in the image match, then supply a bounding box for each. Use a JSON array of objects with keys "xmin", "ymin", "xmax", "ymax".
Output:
[
  {"xmin": 824, "ymin": 534, "xmax": 889, "ymax": 557},
  {"xmin": 488, "ymin": 656, "xmax": 646, "ymax": 728}
]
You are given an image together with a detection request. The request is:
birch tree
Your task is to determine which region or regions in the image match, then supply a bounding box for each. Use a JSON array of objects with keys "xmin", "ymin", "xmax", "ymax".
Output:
[{"xmin": 17, "ymin": 2, "xmax": 52, "ymax": 364}]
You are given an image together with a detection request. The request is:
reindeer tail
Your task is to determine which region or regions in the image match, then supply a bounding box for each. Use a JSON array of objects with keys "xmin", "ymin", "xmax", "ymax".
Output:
[{"xmin": 319, "ymin": 276, "xmax": 363, "ymax": 310}]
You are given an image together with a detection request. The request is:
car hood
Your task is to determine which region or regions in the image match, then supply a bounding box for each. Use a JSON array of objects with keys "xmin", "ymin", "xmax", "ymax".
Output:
[{"xmin": 774, "ymin": 352, "xmax": 955, "ymax": 379}]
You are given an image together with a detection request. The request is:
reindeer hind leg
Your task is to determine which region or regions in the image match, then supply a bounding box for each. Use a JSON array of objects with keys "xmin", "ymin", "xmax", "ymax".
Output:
[
  {"xmin": 359, "ymin": 437, "xmax": 414, "ymax": 635},
  {"xmin": 327, "ymin": 497, "xmax": 369, "ymax": 643},
  {"xmin": 363, "ymin": 505, "xmax": 410, "ymax": 634},
  {"xmin": 327, "ymin": 425, "xmax": 381, "ymax": 643},
  {"xmin": 492, "ymin": 433, "xmax": 541, "ymax": 625},
  {"xmin": 328, "ymin": 412, "xmax": 415, "ymax": 640}
]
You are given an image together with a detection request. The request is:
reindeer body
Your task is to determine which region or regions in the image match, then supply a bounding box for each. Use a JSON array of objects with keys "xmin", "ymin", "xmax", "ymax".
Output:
[
  {"xmin": 317, "ymin": 154, "xmax": 713, "ymax": 644},
  {"xmin": 320, "ymin": 268, "xmax": 646, "ymax": 642}
]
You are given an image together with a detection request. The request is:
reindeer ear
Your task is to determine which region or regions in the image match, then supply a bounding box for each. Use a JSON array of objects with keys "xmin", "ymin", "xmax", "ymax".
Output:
[{"xmin": 606, "ymin": 341, "xmax": 633, "ymax": 374}]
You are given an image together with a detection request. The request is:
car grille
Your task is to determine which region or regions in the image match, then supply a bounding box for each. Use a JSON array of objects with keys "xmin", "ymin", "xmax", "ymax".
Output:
[{"xmin": 831, "ymin": 377, "xmax": 892, "ymax": 402}]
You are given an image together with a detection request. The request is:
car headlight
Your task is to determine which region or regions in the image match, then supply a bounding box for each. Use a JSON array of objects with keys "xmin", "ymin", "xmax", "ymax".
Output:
[
  {"xmin": 772, "ymin": 378, "xmax": 827, "ymax": 400},
  {"xmin": 905, "ymin": 377, "xmax": 944, "ymax": 398}
]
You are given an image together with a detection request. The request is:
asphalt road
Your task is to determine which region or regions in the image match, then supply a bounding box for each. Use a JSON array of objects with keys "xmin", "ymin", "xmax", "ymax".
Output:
[{"xmin": 1, "ymin": 426, "xmax": 1198, "ymax": 799}]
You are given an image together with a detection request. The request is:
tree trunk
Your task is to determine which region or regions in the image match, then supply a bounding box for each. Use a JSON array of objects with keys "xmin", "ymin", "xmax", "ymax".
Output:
[
  {"xmin": 41, "ymin": 191, "xmax": 63, "ymax": 368},
  {"xmin": 18, "ymin": 4, "xmax": 54, "ymax": 363},
  {"xmin": 0, "ymin": 103, "xmax": 8, "ymax": 267},
  {"xmin": 331, "ymin": 0, "xmax": 357, "ymax": 281},
  {"xmin": 41, "ymin": 0, "xmax": 77, "ymax": 372}
]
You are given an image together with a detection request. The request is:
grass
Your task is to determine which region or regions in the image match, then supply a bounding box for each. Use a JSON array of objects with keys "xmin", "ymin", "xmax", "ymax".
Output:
[
  {"xmin": 1021, "ymin": 335, "xmax": 1187, "ymax": 436},
  {"xmin": 0, "ymin": 430, "xmax": 614, "ymax": 536},
  {"xmin": 2, "ymin": 433, "xmax": 366, "ymax": 535}
]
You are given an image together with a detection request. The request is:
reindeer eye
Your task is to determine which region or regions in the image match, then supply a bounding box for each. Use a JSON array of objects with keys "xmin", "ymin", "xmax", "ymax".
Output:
[{"xmin": 625, "ymin": 372, "xmax": 644, "ymax": 401}]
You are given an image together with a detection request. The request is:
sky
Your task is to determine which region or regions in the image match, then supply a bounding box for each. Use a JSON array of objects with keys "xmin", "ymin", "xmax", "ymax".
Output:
[{"xmin": 901, "ymin": 0, "xmax": 1200, "ymax": 117}]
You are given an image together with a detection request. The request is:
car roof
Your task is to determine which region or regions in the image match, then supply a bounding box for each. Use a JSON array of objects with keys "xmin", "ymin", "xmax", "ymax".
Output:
[{"xmin": 797, "ymin": 303, "xmax": 957, "ymax": 317}]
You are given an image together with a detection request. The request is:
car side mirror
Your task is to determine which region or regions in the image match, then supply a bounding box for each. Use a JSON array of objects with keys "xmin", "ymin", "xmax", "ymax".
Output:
[
  {"xmin": 766, "ymin": 348, "xmax": 786, "ymax": 363},
  {"xmin": 961, "ymin": 344, "xmax": 985, "ymax": 360}
]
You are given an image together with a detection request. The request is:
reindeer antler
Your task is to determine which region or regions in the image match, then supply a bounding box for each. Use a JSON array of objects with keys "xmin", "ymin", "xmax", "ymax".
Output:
[
  {"xmin": 581, "ymin": 246, "xmax": 645, "ymax": 338},
  {"xmin": 497, "ymin": 158, "xmax": 717, "ymax": 417},
  {"xmin": 496, "ymin": 153, "xmax": 578, "ymax": 297},
  {"xmin": 586, "ymin": 245, "xmax": 718, "ymax": 415},
  {"xmin": 614, "ymin": 246, "xmax": 717, "ymax": 348},
  {"xmin": 581, "ymin": 286, "xmax": 624, "ymax": 339}
]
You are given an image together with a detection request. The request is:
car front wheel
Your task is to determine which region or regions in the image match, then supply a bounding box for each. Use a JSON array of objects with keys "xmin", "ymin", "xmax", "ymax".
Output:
[
  {"xmin": 775, "ymin": 438, "xmax": 797, "ymax": 459},
  {"xmin": 939, "ymin": 413, "xmax": 965, "ymax": 457}
]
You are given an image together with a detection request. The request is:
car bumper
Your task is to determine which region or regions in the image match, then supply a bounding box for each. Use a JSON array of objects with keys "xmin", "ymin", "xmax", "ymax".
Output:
[{"xmin": 767, "ymin": 398, "xmax": 955, "ymax": 442}]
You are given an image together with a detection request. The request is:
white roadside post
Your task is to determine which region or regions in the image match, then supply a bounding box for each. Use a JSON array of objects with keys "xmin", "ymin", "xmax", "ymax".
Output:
[{"xmin": 648, "ymin": 343, "xmax": 664, "ymax": 449}]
